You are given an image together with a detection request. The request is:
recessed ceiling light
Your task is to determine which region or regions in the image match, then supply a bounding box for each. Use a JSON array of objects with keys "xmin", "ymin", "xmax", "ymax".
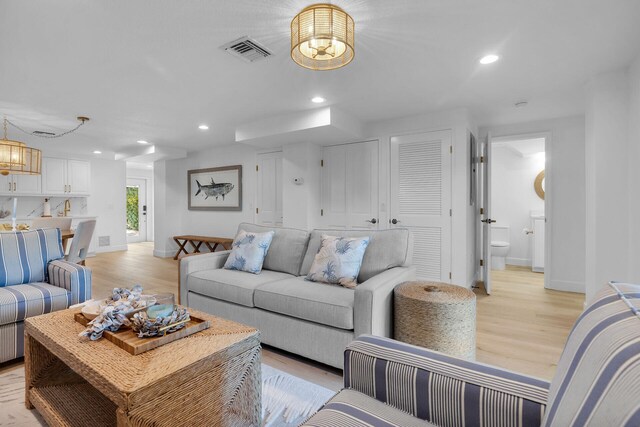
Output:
[
  {"xmin": 93, "ymin": 150, "xmax": 102, "ymax": 154},
  {"xmin": 198, "ymin": 124, "xmax": 209, "ymax": 130},
  {"xmin": 311, "ymin": 97, "xmax": 326, "ymax": 103},
  {"xmin": 137, "ymin": 140, "xmax": 149, "ymax": 144},
  {"xmin": 479, "ymin": 54, "xmax": 500, "ymax": 65}
]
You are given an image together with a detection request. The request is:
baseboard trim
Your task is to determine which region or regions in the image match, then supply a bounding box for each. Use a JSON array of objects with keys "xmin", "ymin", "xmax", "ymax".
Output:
[
  {"xmin": 153, "ymin": 249, "xmax": 175, "ymax": 258},
  {"xmin": 506, "ymin": 257, "xmax": 531, "ymax": 267},
  {"xmin": 547, "ymin": 279, "xmax": 585, "ymax": 294},
  {"xmin": 95, "ymin": 245, "xmax": 128, "ymax": 254}
]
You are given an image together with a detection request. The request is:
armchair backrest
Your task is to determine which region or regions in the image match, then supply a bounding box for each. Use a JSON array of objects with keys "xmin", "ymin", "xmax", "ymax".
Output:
[
  {"xmin": 543, "ymin": 282, "xmax": 640, "ymax": 426},
  {"xmin": 0, "ymin": 228, "xmax": 64, "ymax": 287}
]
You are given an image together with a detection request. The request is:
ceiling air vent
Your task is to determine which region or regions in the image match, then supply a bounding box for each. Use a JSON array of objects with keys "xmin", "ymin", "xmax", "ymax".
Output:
[{"xmin": 220, "ymin": 36, "xmax": 272, "ymax": 63}]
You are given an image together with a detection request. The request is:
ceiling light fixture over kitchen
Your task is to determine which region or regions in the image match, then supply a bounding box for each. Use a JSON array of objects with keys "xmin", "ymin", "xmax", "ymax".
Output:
[
  {"xmin": 291, "ymin": 4, "xmax": 355, "ymax": 70},
  {"xmin": 311, "ymin": 96, "xmax": 326, "ymax": 103},
  {"xmin": 0, "ymin": 117, "xmax": 41, "ymax": 176}
]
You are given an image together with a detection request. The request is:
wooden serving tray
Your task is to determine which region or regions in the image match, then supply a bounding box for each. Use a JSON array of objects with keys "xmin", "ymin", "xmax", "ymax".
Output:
[{"xmin": 75, "ymin": 311, "xmax": 210, "ymax": 355}]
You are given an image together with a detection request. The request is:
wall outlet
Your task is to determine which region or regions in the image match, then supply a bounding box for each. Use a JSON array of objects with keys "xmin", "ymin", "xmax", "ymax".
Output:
[{"xmin": 98, "ymin": 236, "xmax": 110, "ymax": 247}]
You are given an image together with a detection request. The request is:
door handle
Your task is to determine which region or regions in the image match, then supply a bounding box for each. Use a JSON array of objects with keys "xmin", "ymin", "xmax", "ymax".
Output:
[
  {"xmin": 390, "ymin": 218, "xmax": 400, "ymax": 225},
  {"xmin": 365, "ymin": 218, "xmax": 377, "ymax": 224},
  {"xmin": 481, "ymin": 218, "xmax": 496, "ymax": 224}
]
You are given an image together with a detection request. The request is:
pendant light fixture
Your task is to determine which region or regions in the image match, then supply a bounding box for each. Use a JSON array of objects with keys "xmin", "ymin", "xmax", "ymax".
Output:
[
  {"xmin": 291, "ymin": 3, "xmax": 355, "ymax": 71},
  {"xmin": 0, "ymin": 117, "xmax": 41, "ymax": 176}
]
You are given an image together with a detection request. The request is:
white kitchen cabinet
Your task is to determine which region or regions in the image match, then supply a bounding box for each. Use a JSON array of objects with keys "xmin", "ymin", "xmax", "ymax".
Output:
[
  {"xmin": 42, "ymin": 158, "xmax": 91, "ymax": 196},
  {"xmin": 0, "ymin": 174, "xmax": 42, "ymax": 195},
  {"xmin": 42, "ymin": 158, "xmax": 67, "ymax": 195},
  {"xmin": 14, "ymin": 174, "xmax": 42, "ymax": 194},
  {"xmin": 67, "ymin": 160, "xmax": 91, "ymax": 195}
]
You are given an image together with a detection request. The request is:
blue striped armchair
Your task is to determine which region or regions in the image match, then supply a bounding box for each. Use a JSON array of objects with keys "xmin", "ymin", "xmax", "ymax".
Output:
[
  {"xmin": 304, "ymin": 282, "xmax": 640, "ymax": 427},
  {"xmin": 0, "ymin": 229, "xmax": 91, "ymax": 363}
]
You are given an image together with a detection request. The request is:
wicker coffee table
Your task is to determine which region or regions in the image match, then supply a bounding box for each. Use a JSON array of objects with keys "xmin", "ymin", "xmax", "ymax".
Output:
[{"xmin": 24, "ymin": 308, "xmax": 261, "ymax": 426}]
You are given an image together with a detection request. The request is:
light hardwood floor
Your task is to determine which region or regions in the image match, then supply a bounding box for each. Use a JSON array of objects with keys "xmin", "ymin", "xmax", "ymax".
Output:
[{"xmin": 1, "ymin": 246, "xmax": 585, "ymax": 394}]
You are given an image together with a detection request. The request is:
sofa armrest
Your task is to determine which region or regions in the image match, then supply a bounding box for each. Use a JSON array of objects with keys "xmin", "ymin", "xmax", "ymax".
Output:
[
  {"xmin": 179, "ymin": 251, "xmax": 231, "ymax": 305},
  {"xmin": 354, "ymin": 266, "xmax": 416, "ymax": 337},
  {"xmin": 344, "ymin": 335, "xmax": 549, "ymax": 427},
  {"xmin": 47, "ymin": 260, "xmax": 92, "ymax": 305}
]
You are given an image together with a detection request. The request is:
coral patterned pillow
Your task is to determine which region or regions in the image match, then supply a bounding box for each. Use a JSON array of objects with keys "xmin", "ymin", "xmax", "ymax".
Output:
[
  {"xmin": 223, "ymin": 230, "xmax": 275, "ymax": 274},
  {"xmin": 306, "ymin": 235, "xmax": 370, "ymax": 288}
]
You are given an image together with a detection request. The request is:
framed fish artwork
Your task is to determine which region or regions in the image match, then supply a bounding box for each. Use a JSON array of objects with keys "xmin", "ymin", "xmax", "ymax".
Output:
[{"xmin": 187, "ymin": 165, "xmax": 242, "ymax": 211}]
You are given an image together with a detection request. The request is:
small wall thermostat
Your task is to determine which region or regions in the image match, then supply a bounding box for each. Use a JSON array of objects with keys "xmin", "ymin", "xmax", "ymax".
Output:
[{"xmin": 293, "ymin": 177, "xmax": 304, "ymax": 185}]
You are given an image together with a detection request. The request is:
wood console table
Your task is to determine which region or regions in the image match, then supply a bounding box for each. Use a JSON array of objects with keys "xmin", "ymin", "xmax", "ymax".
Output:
[{"xmin": 173, "ymin": 235, "xmax": 234, "ymax": 260}]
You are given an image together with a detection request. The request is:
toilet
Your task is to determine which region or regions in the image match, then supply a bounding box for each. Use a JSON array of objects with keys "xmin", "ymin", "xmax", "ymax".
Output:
[{"xmin": 491, "ymin": 226, "xmax": 510, "ymax": 271}]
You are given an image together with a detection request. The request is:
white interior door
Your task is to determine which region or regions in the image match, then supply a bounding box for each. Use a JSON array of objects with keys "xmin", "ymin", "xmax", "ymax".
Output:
[
  {"xmin": 126, "ymin": 178, "xmax": 147, "ymax": 243},
  {"xmin": 390, "ymin": 130, "xmax": 452, "ymax": 282},
  {"xmin": 321, "ymin": 141, "xmax": 379, "ymax": 229},
  {"xmin": 481, "ymin": 135, "xmax": 493, "ymax": 294},
  {"xmin": 256, "ymin": 151, "xmax": 283, "ymax": 226}
]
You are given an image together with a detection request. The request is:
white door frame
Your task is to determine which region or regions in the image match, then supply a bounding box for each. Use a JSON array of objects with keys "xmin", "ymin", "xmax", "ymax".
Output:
[
  {"xmin": 486, "ymin": 131, "xmax": 551, "ymax": 290},
  {"xmin": 126, "ymin": 177, "xmax": 150, "ymax": 243}
]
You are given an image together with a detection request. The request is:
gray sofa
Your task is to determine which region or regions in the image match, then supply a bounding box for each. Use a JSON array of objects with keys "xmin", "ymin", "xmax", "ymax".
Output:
[{"xmin": 180, "ymin": 223, "xmax": 415, "ymax": 368}]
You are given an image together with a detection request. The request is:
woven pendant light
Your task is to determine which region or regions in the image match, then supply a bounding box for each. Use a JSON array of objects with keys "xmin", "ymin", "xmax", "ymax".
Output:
[{"xmin": 291, "ymin": 4, "xmax": 355, "ymax": 71}]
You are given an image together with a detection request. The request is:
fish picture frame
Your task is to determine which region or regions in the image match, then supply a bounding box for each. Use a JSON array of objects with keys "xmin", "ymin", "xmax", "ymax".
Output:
[{"xmin": 187, "ymin": 165, "xmax": 242, "ymax": 211}]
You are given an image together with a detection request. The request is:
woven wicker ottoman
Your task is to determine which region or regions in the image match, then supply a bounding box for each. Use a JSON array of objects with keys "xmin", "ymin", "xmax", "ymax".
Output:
[{"xmin": 394, "ymin": 281, "xmax": 476, "ymax": 360}]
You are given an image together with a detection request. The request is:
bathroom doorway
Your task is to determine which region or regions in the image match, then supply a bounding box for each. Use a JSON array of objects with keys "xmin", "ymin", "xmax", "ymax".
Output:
[{"xmin": 487, "ymin": 134, "xmax": 546, "ymax": 291}]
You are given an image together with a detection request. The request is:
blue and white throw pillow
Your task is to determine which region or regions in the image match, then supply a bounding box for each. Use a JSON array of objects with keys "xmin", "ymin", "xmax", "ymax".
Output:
[
  {"xmin": 223, "ymin": 230, "xmax": 275, "ymax": 274},
  {"xmin": 306, "ymin": 235, "xmax": 370, "ymax": 288}
]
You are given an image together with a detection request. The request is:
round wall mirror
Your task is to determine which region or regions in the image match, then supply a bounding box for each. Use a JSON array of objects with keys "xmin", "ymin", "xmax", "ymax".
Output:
[{"xmin": 534, "ymin": 170, "xmax": 545, "ymax": 200}]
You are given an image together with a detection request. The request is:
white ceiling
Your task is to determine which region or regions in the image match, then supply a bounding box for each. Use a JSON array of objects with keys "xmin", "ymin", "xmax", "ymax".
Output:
[{"xmin": 1, "ymin": 0, "xmax": 639, "ymax": 156}]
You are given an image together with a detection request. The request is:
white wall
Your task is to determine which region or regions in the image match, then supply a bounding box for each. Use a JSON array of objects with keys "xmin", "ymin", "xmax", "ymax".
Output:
[
  {"xmin": 88, "ymin": 158, "xmax": 127, "ymax": 252},
  {"xmin": 480, "ymin": 116, "xmax": 586, "ymax": 294},
  {"xmin": 627, "ymin": 55, "xmax": 640, "ymax": 283},
  {"xmin": 584, "ymin": 66, "xmax": 636, "ymax": 301},
  {"xmin": 491, "ymin": 145, "xmax": 545, "ymax": 266},
  {"xmin": 154, "ymin": 144, "xmax": 257, "ymax": 257}
]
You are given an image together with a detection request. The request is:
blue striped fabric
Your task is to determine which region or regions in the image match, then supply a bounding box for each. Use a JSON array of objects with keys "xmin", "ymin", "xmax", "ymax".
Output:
[
  {"xmin": 344, "ymin": 335, "xmax": 549, "ymax": 427},
  {"xmin": 0, "ymin": 321, "xmax": 25, "ymax": 363},
  {"xmin": 47, "ymin": 260, "xmax": 92, "ymax": 305},
  {"xmin": 303, "ymin": 389, "xmax": 432, "ymax": 427},
  {"xmin": 543, "ymin": 282, "xmax": 640, "ymax": 427},
  {"xmin": 0, "ymin": 283, "xmax": 71, "ymax": 326},
  {"xmin": 0, "ymin": 229, "xmax": 64, "ymax": 287}
]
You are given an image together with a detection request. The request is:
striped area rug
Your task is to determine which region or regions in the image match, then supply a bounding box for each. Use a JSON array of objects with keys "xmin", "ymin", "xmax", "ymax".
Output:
[{"xmin": 0, "ymin": 363, "xmax": 334, "ymax": 427}]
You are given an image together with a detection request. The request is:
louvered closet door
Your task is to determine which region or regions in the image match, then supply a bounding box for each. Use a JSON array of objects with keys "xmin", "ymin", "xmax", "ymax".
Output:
[
  {"xmin": 322, "ymin": 141, "xmax": 379, "ymax": 230},
  {"xmin": 390, "ymin": 130, "xmax": 452, "ymax": 281},
  {"xmin": 256, "ymin": 151, "xmax": 283, "ymax": 226}
]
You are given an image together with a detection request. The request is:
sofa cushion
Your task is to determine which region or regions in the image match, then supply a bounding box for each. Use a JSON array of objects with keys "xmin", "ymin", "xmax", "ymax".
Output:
[
  {"xmin": 300, "ymin": 228, "xmax": 413, "ymax": 282},
  {"xmin": 223, "ymin": 230, "xmax": 274, "ymax": 274},
  {"xmin": 254, "ymin": 277, "xmax": 354, "ymax": 330},
  {"xmin": 236, "ymin": 223, "xmax": 310, "ymax": 276},
  {"xmin": 302, "ymin": 389, "xmax": 434, "ymax": 427},
  {"xmin": 543, "ymin": 282, "xmax": 640, "ymax": 427},
  {"xmin": 0, "ymin": 283, "xmax": 71, "ymax": 326},
  {"xmin": 187, "ymin": 268, "xmax": 294, "ymax": 308},
  {"xmin": 0, "ymin": 229, "xmax": 65, "ymax": 287}
]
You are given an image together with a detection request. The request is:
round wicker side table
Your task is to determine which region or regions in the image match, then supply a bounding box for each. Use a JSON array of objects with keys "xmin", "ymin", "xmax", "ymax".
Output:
[{"xmin": 394, "ymin": 281, "xmax": 476, "ymax": 360}]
